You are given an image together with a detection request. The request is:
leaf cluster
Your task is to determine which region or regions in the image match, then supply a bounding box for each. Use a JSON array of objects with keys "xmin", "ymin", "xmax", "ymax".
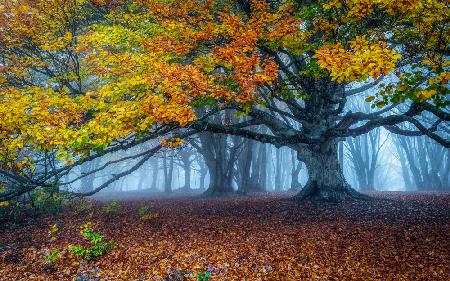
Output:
[{"xmin": 68, "ymin": 222, "xmax": 115, "ymax": 260}]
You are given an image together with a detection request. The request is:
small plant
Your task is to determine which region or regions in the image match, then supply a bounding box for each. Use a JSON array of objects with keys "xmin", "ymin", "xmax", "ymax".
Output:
[
  {"xmin": 139, "ymin": 205, "xmax": 160, "ymax": 222},
  {"xmin": 42, "ymin": 248, "xmax": 61, "ymax": 267},
  {"xmin": 139, "ymin": 206, "xmax": 150, "ymax": 217},
  {"xmin": 31, "ymin": 185, "xmax": 72, "ymax": 214},
  {"xmin": 48, "ymin": 223, "xmax": 59, "ymax": 241},
  {"xmin": 102, "ymin": 201, "xmax": 119, "ymax": 217},
  {"xmin": 0, "ymin": 200, "xmax": 9, "ymax": 207},
  {"xmin": 195, "ymin": 271, "xmax": 211, "ymax": 281},
  {"xmin": 68, "ymin": 222, "xmax": 114, "ymax": 260}
]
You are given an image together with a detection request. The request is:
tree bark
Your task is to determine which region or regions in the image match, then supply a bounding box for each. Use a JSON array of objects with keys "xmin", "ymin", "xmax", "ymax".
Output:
[
  {"xmin": 179, "ymin": 150, "xmax": 193, "ymax": 191},
  {"xmin": 290, "ymin": 149, "xmax": 302, "ymax": 191},
  {"xmin": 198, "ymin": 132, "xmax": 235, "ymax": 197},
  {"xmin": 163, "ymin": 152, "xmax": 174, "ymax": 193},
  {"xmin": 236, "ymin": 139, "xmax": 252, "ymax": 194},
  {"xmin": 203, "ymin": 155, "xmax": 234, "ymax": 196},
  {"xmin": 247, "ymin": 141, "xmax": 266, "ymax": 192},
  {"xmin": 80, "ymin": 159, "xmax": 98, "ymax": 193},
  {"xmin": 184, "ymin": 165, "xmax": 191, "ymax": 191},
  {"xmin": 293, "ymin": 142, "xmax": 367, "ymax": 202},
  {"xmin": 137, "ymin": 170, "xmax": 145, "ymax": 190},
  {"xmin": 274, "ymin": 147, "xmax": 282, "ymax": 191},
  {"xmin": 198, "ymin": 160, "xmax": 207, "ymax": 191},
  {"xmin": 151, "ymin": 159, "xmax": 158, "ymax": 190}
]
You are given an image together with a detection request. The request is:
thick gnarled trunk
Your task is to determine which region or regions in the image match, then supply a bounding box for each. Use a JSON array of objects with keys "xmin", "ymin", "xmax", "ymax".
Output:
[
  {"xmin": 203, "ymin": 159, "xmax": 234, "ymax": 196},
  {"xmin": 294, "ymin": 143, "xmax": 367, "ymax": 202},
  {"xmin": 198, "ymin": 132, "xmax": 235, "ymax": 197}
]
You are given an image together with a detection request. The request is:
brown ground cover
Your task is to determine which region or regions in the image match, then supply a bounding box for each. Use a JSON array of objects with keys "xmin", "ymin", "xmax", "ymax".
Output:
[{"xmin": 1, "ymin": 192, "xmax": 449, "ymax": 280}]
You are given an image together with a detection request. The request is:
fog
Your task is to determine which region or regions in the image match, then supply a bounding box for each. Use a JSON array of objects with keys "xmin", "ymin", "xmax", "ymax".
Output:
[
  {"xmin": 57, "ymin": 74, "xmax": 449, "ymax": 196},
  {"xmin": 64, "ymin": 124, "xmax": 449, "ymax": 196}
]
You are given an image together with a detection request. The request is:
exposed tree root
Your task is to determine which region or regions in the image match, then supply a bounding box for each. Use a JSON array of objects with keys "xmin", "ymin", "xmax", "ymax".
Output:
[{"xmin": 291, "ymin": 181, "xmax": 371, "ymax": 202}]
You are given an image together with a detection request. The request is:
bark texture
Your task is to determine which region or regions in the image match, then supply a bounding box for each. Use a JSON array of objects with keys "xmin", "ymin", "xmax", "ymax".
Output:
[
  {"xmin": 198, "ymin": 132, "xmax": 235, "ymax": 197},
  {"xmin": 294, "ymin": 143, "xmax": 368, "ymax": 202}
]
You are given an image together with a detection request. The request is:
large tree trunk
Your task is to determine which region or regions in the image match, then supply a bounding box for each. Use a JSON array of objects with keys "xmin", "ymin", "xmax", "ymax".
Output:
[
  {"xmin": 80, "ymin": 167, "xmax": 95, "ymax": 193},
  {"xmin": 294, "ymin": 143, "xmax": 367, "ymax": 202},
  {"xmin": 199, "ymin": 133, "xmax": 235, "ymax": 197},
  {"xmin": 203, "ymin": 155, "xmax": 234, "ymax": 196}
]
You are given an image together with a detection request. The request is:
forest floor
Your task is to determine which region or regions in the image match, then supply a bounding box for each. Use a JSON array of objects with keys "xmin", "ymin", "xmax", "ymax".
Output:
[{"xmin": 0, "ymin": 192, "xmax": 449, "ymax": 280}]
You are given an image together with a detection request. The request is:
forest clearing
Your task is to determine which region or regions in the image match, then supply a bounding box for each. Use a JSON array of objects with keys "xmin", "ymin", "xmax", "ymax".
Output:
[{"xmin": 1, "ymin": 192, "xmax": 449, "ymax": 280}]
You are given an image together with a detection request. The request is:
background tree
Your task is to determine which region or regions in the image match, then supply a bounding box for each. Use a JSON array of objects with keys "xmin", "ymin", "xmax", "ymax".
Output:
[{"xmin": 394, "ymin": 134, "xmax": 450, "ymax": 191}]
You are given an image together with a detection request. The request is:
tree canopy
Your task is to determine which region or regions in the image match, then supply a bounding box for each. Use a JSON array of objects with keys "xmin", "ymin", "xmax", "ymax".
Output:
[{"xmin": 0, "ymin": 0, "xmax": 449, "ymax": 202}]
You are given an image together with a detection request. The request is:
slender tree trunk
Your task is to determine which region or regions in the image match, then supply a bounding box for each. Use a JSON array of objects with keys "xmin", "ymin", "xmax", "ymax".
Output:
[
  {"xmin": 80, "ymin": 159, "xmax": 97, "ymax": 193},
  {"xmin": 396, "ymin": 143, "xmax": 414, "ymax": 190},
  {"xmin": 163, "ymin": 153, "xmax": 173, "ymax": 193},
  {"xmin": 179, "ymin": 150, "xmax": 193, "ymax": 191},
  {"xmin": 259, "ymin": 143, "xmax": 267, "ymax": 192},
  {"xmin": 151, "ymin": 159, "xmax": 158, "ymax": 190},
  {"xmin": 247, "ymin": 141, "xmax": 266, "ymax": 192},
  {"xmin": 237, "ymin": 140, "xmax": 253, "ymax": 194},
  {"xmin": 193, "ymin": 150, "xmax": 208, "ymax": 191},
  {"xmin": 275, "ymin": 148, "xmax": 282, "ymax": 191},
  {"xmin": 137, "ymin": 170, "xmax": 145, "ymax": 190},
  {"xmin": 199, "ymin": 170, "xmax": 207, "ymax": 191},
  {"xmin": 290, "ymin": 149, "xmax": 302, "ymax": 190},
  {"xmin": 294, "ymin": 142, "xmax": 367, "ymax": 202},
  {"xmin": 184, "ymin": 164, "xmax": 191, "ymax": 190}
]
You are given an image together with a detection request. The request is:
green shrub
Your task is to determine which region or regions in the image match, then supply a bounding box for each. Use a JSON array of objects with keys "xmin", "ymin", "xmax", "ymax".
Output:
[
  {"xmin": 1, "ymin": 185, "xmax": 72, "ymax": 225},
  {"xmin": 31, "ymin": 185, "xmax": 72, "ymax": 214},
  {"xmin": 68, "ymin": 222, "xmax": 115, "ymax": 260},
  {"xmin": 139, "ymin": 206, "xmax": 150, "ymax": 217},
  {"xmin": 139, "ymin": 205, "xmax": 160, "ymax": 222},
  {"xmin": 195, "ymin": 272, "xmax": 211, "ymax": 281},
  {"xmin": 48, "ymin": 223, "xmax": 60, "ymax": 241},
  {"xmin": 42, "ymin": 248, "xmax": 61, "ymax": 267},
  {"xmin": 102, "ymin": 201, "xmax": 119, "ymax": 217}
]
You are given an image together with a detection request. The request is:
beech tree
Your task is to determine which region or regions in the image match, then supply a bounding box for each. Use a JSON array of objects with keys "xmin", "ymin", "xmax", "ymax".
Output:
[
  {"xmin": 187, "ymin": 0, "xmax": 449, "ymax": 200},
  {"xmin": 1, "ymin": 0, "xmax": 449, "ymax": 204}
]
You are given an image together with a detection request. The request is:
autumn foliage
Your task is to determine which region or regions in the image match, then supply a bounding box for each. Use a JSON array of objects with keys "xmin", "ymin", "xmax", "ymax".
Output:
[{"xmin": 1, "ymin": 0, "xmax": 448, "ymax": 175}]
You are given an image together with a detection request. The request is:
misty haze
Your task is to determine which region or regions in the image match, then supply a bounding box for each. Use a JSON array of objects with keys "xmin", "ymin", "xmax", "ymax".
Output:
[{"xmin": 1, "ymin": 0, "xmax": 448, "ymax": 280}]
